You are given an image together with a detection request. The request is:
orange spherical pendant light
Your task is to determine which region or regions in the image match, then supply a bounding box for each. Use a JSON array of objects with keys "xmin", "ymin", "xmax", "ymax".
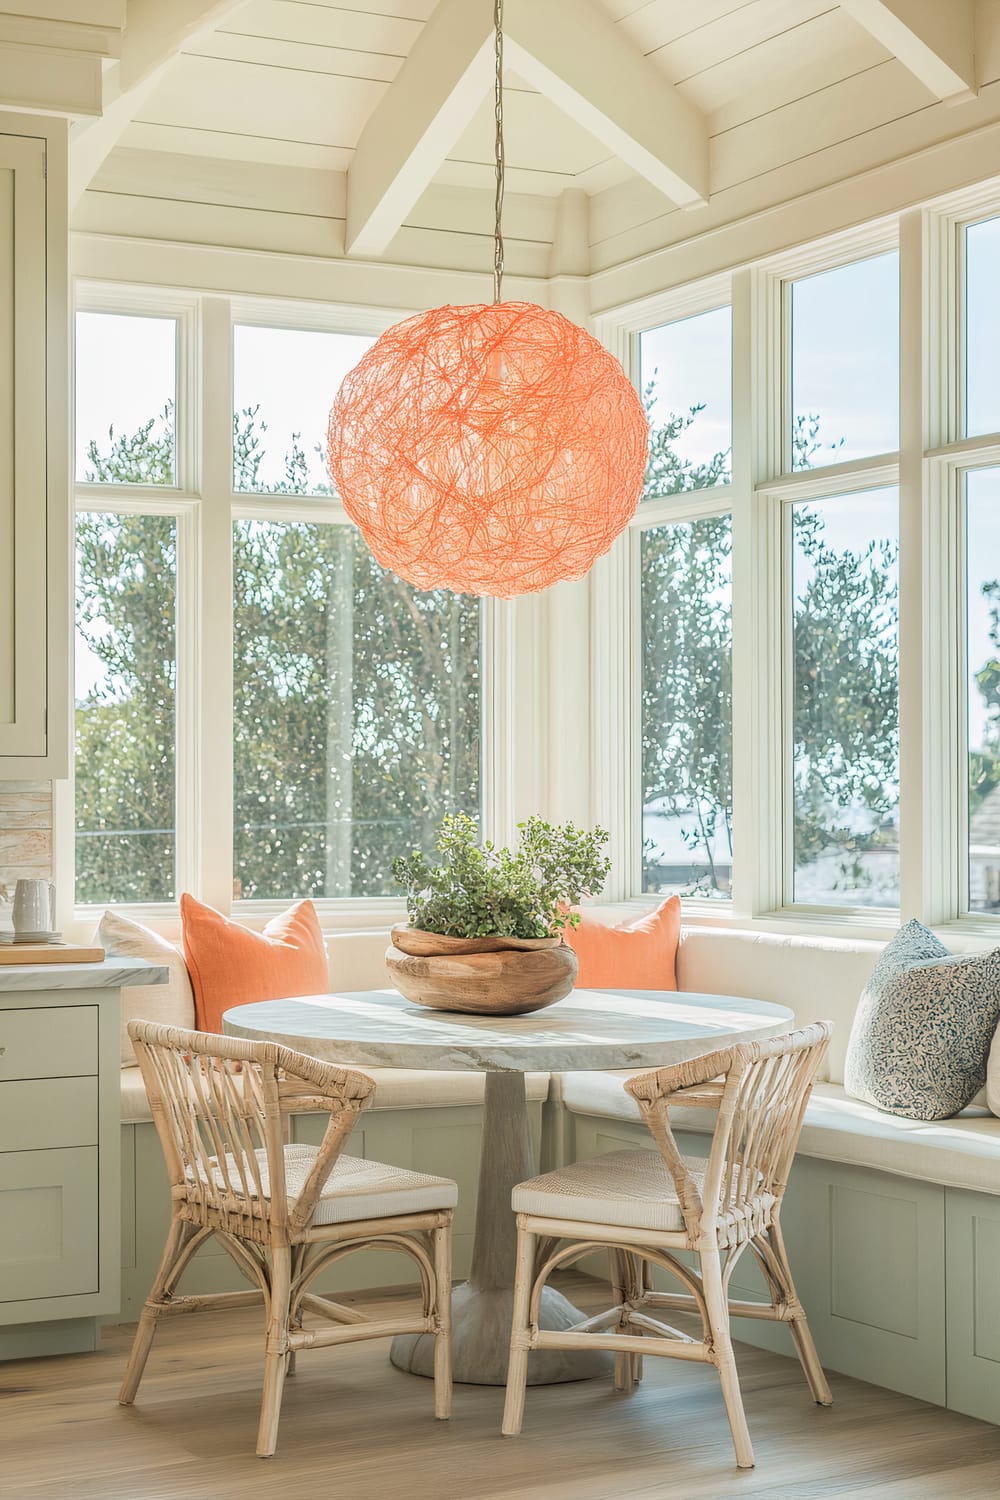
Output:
[
  {"xmin": 328, "ymin": 301, "xmax": 647, "ymax": 597},
  {"xmin": 326, "ymin": 1, "xmax": 648, "ymax": 599}
]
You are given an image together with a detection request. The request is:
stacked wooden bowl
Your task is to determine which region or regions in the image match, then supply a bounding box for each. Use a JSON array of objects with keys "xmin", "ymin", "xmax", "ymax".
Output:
[{"xmin": 385, "ymin": 925, "xmax": 577, "ymax": 1016}]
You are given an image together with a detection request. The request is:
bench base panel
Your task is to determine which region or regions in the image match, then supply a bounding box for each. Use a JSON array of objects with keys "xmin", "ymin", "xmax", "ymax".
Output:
[{"xmin": 568, "ymin": 1114, "xmax": 998, "ymax": 1426}]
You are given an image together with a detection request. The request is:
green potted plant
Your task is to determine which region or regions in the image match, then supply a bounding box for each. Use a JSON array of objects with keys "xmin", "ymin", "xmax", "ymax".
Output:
[{"xmin": 387, "ymin": 813, "xmax": 611, "ymax": 1015}]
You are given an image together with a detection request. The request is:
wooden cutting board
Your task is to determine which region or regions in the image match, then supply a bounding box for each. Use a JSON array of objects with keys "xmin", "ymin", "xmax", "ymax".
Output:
[{"xmin": 0, "ymin": 944, "xmax": 105, "ymax": 965}]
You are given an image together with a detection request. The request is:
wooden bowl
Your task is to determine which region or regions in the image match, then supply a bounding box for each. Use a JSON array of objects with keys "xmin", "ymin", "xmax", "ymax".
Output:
[
  {"xmin": 385, "ymin": 939, "xmax": 578, "ymax": 1017},
  {"xmin": 389, "ymin": 924, "xmax": 562, "ymax": 958}
]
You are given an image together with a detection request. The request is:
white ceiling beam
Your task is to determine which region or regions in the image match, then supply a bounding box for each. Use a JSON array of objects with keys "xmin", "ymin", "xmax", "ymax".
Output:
[
  {"xmin": 839, "ymin": 0, "xmax": 977, "ymax": 104},
  {"xmin": 505, "ymin": 0, "xmax": 708, "ymax": 209},
  {"xmin": 69, "ymin": 0, "xmax": 243, "ymax": 210},
  {"xmin": 345, "ymin": 0, "xmax": 494, "ymax": 257},
  {"xmin": 0, "ymin": 44, "xmax": 104, "ymax": 117}
]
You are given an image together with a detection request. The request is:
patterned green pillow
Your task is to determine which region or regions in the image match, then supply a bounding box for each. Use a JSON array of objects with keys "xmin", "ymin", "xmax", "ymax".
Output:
[{"xmin": 844, "ymin": 920, "xmax": 1000, "ymax": 1121}]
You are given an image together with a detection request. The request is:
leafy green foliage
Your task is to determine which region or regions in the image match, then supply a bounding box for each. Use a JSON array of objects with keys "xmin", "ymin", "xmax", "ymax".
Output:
[
  {"xmin": 84, "ymin": 405, "xmax": 175, "ymax": 487},
  {"xmin": 77, "ymin": 382, "xmax": 909, "ymax": 911},
  {"xmin": 639, "ymin": 394, "xmax": 733, "ymax": 896},
  {"xmin": 791, "ymin": 509, "xmax": 898, "ymax": 888},
  {"xmin": 969, "ymin": 583, "xmax": 1000, "ymax": 817},
  {"xmin": 641, "ymin": 405, "xmax": 899, "ymax": 901},
  {"xmin": 75, "ymin": 404, "xmax": 479, "ymax": 904},
  {"xmin": 75, "ymin": 512, "xmax": 176, "ymax": 902},
  {"xmin": 393, "ymin": 813, "xmax": 611, "ymax": 939}
]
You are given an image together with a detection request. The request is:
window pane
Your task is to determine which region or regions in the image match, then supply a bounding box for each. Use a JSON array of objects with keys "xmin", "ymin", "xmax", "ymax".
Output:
[
  {"xmin": 233, "ymin": 325, "xmax": 375, "ymax": 496},
  {"xmin": 641, "ymin": 516, "xmax": 732, "ymax": 898},
  {"xmin": 967, "ymin": 467, "xmax": 1000, "ymax": 911},
  {"xmin": 792, "ymin": 488, "xmax": 899, "ymax": 906},
  {"xmin": 965, "ymin": 217, "xmax": 1000, "ymax": 438},
  {"xmin": 233, "ymin": 522, "xmax": 480, "ymax": 899},
  {"xmin": 76, "ymin": 312, "xmax": 176, "ymax": 485},
  {"xmin": 75, "ymin": 513, "xmax": 176, "ymax": 903},
  {"xmin": 639, "ymin": 307, "xmax": 731, "ymax": 496},
  {"xmin": 790, "ymin": 253, "xmax": 899, "ymax": 470}
]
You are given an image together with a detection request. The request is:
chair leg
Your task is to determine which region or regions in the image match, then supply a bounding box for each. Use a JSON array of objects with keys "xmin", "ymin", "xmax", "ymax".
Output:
[
  {"xmin": 432, "ymin": 1222, "xmax": 453, "ymax": 1420},
  {"xmin": 501, "ymin": 1220, "xmax": 536, "ymax": 1437},
  {"xmin": 610, "ymin": 1250, "xmax": 634, "ymax": 1393},
  {"xmin": 767, "ymin": 1220, "xmax": 832, "ymax": 1407},
  {"xmin": 257, "ymin": 1246, "xmax": 292, "ymax": 1459},
  {"xmin": 119, "ymin": 1217, "xmax": 195, "ymax": 1406},
  {"xmin": 626, "ymin": 1253, "xmax": 645, "ymax": 1386},
  {"xmin": 701, "ymin": 1247, "xmax": 754, "ymax": 1470}
]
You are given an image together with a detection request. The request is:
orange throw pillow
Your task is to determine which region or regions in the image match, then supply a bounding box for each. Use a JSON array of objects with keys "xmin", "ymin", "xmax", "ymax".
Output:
[
  {"xmin": 565, "ymin": 895, "xmax": 681, "ymax": 991},
  {"xmin": 181, "ymin": 894, "xmax": 329, "ymax": 1034}
]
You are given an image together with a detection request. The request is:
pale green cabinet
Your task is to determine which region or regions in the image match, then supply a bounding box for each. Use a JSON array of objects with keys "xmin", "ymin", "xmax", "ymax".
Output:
[
  {"xmin": 0, "ymin": 116, "xmax": 70, "ymax": 776},
  {"xmin": 0, "ymin": 962, "xmax": 165, "ymax": 1360}
]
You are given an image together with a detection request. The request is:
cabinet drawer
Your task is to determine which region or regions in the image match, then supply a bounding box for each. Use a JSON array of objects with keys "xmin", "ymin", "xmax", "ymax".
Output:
[
  {"xmin": 0, "ymin": 1147, "xmax": 98, "ymax": 1303},
  {"xmin": 0, "ymin": 1007, "xmax": 97, "ymax": 1081},
  {"xmin": 0, "ymin": 1077, "xmax": 97, "ymax": 1151}
]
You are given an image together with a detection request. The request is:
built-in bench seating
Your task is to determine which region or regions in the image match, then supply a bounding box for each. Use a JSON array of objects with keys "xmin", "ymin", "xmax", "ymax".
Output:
[{"xmin": 117, "ymin": 923, "xmax": 1000, "ymax": 1429}]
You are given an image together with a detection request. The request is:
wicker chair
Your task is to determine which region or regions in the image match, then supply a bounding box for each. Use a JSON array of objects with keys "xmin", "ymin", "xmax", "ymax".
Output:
[
  {"xmin": 119, "ymin": 1021, "xmax": 455, "ymax": 1457},
  {"xmin": 501, "ymin": 1022, "xmax": 833, "ymax": 1469}
]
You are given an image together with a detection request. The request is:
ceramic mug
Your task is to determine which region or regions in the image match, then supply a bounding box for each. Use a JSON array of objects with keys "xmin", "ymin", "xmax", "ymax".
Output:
[{"xmin": 12, "ymin": 878, "xmax": 55, "ymax": 935}]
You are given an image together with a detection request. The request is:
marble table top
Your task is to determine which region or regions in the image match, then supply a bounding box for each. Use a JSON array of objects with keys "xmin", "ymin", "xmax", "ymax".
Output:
[
  {"xmin": 223, "ymin": 988, "xmax": 794, "ymax": 1073},
  {"xmin": 0, "ymin": 956, "xmax": 170, "ymax": 993}
]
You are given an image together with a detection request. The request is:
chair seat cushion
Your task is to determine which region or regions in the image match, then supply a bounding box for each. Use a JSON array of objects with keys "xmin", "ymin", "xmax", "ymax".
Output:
[
  {"xmin": 121, "ymin": 1064, "xmax": 550, "ymax": 1124},
  {"xmin": 559, "ymin": 1071, "xmax": 1000, "ymax": 1195},
  {"xmin": 512, "ymin": 1149, "xmax": 703, "ymax": 1233},
  {"xmin": 195, "ymin": 1143, "xmax": 457, "ymax": 1224}
]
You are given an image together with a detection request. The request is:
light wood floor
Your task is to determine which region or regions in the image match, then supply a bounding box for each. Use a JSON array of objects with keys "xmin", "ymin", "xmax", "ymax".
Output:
[{"xmin": 2, "ymin": 1276, "xmax": 999, "ymax": 1500}]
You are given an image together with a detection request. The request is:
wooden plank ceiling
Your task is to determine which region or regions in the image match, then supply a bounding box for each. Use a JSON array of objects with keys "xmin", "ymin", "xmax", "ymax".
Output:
[{"xmin": 70, "ymin": 0, "xmax": 1000, "ymax": 276}]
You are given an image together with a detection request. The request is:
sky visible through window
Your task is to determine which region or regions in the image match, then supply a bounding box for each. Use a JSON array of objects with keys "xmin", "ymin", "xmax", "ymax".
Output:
[
  {"xmin": 791, "ymin": 251, "xmax": 899, "ymax": 468},
  {"xmin": 966, "ymin": 216, "xmax": 1000, "ymax": 437},
  {"xmin": 233, "ymin": 324, "xmax": 375, "ymax": 494},
  {"xmin": 640, "ymin": 305, "xmax": 732, "ymax": 479},
  {"xmin": 75, "ymin": 311, "xmax": 176, "ymax": 483}
]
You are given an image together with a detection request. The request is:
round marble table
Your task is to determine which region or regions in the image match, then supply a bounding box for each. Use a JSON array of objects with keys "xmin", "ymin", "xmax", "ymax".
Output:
[{"xmin": 224, "ymin": 987, "xmax": 793, "ymax": 1387}]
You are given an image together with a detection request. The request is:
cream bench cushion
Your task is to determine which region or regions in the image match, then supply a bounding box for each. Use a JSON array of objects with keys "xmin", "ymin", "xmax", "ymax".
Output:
[
  {"xmin": 675, "ymin": 927, "xmax": 883, "ymax": 1085},
  {"xmin": 121, "ymin": 1063, "xmax": 550, "ymax": 1124},
  {"xmin": 559, "ymin": 1071, "xmax": 1000, "ymax": 1196}
]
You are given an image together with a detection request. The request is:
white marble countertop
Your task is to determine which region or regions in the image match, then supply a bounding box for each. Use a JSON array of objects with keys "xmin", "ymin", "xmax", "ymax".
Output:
[
  {"xmin": 223, "ymin": 988, "xmax": 794, "ymax": 1073},
  {"xmin": 0, "ymin": 957, "xmax": 169, "ymax": 992}
]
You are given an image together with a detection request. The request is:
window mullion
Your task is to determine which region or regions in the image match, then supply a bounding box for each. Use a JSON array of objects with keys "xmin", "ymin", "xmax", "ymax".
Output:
[
  {"xmin": 481, "ymin": 596, "xmax": 516, "ymax": 848},
  {"xmin": 590, "ymin": 531, "xmax": 636, "ymax": 902},
  {"xmin": 196, "ymin": 296, "xmax": 235, "ymax": 914},
  {"xmin": 734, "ymin": 266, "xmax": 785, "ymax": 917}
]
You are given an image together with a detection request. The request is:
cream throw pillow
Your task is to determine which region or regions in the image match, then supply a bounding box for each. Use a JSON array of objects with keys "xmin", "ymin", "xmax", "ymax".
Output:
[{"xmin": 94, "ymin": 910, "xmax": 197, "ymax": 1065}]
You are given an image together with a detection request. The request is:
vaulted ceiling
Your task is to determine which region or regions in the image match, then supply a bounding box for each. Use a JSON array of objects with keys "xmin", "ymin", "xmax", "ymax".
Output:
[{"xmin": 5, "ymin": 1, "xmax": 1000, "ymax": 283}]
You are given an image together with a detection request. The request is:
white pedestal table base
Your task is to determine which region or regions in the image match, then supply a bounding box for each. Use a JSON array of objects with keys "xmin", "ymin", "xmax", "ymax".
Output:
[{"xmin": 390, "ymin": 1070, "xmax": 611, "ymax": 1386}]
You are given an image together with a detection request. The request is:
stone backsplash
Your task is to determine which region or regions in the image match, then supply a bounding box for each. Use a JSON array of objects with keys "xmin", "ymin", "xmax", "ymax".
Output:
[{"xmin": 0, "ymin": 781, "xmax": 54, "ymax": 932}]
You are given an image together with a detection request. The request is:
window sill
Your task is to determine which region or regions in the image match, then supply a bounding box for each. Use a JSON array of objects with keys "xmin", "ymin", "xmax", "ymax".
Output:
[
  {"xmin": 71, "ymin": 896, "xmax": 407, "ymax": 943},
  {"xmin": 593, "ymin": 897, "xmax": 900, "ymax": 944}
]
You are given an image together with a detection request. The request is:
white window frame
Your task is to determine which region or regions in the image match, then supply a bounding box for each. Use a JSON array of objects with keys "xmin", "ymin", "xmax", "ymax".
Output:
[
  {"xmin": 593, "ymin": 275, "xmax": 734, "ymax": 907},
  {"xmin": 596, "ymin": 185, "xmax": 1000, "ymax": 944},
  {"xmin": 63, "ymin": 284, "xmax": 506, "ymax": 932},
  {"xmin": 922, "ymin": 183, "xmax": 1000, "ymax": 936}
]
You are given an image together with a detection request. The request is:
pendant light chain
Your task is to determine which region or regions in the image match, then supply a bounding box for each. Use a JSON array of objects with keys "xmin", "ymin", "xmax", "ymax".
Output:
[{"xmin": 493, "ymin": 0, "xmax": 505, "ymax": 304}]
